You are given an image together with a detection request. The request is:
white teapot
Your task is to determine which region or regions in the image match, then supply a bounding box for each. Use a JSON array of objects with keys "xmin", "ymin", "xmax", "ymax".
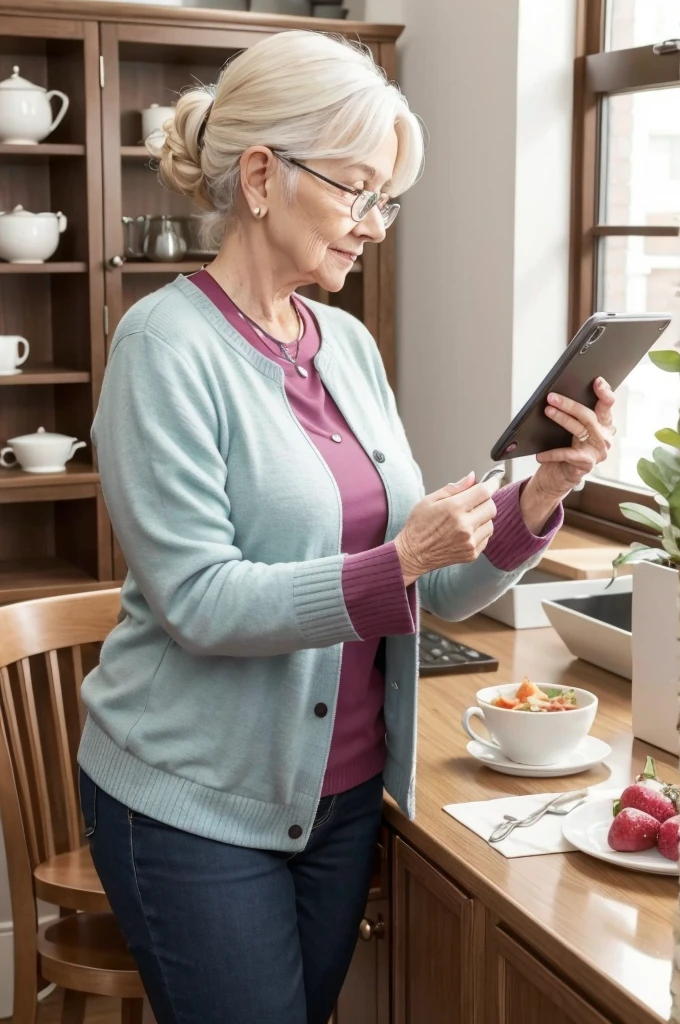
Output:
[
  {"xmin": 0, "ymin": 66, "xmax": 69, "ymax": 145},
  {"xmin": 0, "ymin": 426, "xmax": 86, "ymax": 474},
  {"xmin": 0, "ymin": 206, "xmax": 67, "ymax": 263}
]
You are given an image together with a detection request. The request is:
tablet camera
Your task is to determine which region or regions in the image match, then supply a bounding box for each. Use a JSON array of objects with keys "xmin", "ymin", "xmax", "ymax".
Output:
[{"xmin": 580, "ymin": 325, "xmax": 606, "ymax": 354}]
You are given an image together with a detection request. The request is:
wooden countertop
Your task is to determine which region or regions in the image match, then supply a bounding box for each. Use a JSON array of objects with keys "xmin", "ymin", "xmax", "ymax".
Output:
[{"xmin": 383, "ymin": 612, "xmax": 677, "ymax": 1024}]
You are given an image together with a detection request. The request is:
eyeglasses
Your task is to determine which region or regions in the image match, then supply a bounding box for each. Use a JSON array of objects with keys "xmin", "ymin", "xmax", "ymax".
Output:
[{"xmin": 275, "ymin": 154, "xmax": 400, "ymax": 228}]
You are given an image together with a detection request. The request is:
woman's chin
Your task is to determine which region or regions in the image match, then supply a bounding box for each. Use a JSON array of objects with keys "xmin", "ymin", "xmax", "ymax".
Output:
[{"xmin": 313, "ymin": 266, "xmax": 352, "ymax": 293}]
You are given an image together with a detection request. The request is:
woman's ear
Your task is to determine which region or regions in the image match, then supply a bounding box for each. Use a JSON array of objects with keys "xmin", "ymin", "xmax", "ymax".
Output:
[{"xmin": 240, "ymin": 147, "xmax": 276, "ymax": 218}]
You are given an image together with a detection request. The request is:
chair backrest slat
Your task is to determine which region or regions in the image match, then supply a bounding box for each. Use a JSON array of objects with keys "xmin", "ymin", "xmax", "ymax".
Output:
[
  {"xmin": 72, "ymin": 646, "xmax": 87, "ymax": 737},
  {"xmin": 0, "ymin": 667, "xmax": 39, "ymax": 867},
  {"xmin": 45, "ymin": 650, "xmax": 81, "ymax": 850},
  {"xmin": 0, "ymin": 589, "xmax": 121, "ymax": 871},
  {"xmin": 16, "ymin": 658, "xmax": 55, "ymax": 860}
]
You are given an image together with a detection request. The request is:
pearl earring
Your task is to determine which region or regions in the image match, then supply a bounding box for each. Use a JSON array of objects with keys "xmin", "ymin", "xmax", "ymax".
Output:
[{"xmin": 253, "ymin": 207, "xmax": 261, "ymax": 217}]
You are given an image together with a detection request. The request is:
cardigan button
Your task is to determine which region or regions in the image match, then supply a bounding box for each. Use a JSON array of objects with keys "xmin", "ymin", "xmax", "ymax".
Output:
[
  {"xmin": 372, "ymin": 450, "xmax": 385, "ymax": 463},
  {"xmin": 314, "ymin": 702, "xmax": 328, "ymax": 718},
  {"xmin": 288, "ymin": 824, "xmax": 303, "ymax": 840}
]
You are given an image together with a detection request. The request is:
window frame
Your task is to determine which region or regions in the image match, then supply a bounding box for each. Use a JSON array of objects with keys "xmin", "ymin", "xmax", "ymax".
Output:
[{"xmin": 565, "ymin": 0, "xmax": 680, "ymax": 543}]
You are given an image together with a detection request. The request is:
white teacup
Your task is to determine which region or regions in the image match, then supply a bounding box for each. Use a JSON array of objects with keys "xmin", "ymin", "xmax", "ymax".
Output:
[
  {"xmin": 0, "ymin": 335, "xmax": 29, "ymax": 375},
  {"xmin": 141, "ymin": 104, "xmax": 175, "ymax": 141},
  {"xmin": 461, "ymin": 683, "xmax": 598, "ymax": 765}
]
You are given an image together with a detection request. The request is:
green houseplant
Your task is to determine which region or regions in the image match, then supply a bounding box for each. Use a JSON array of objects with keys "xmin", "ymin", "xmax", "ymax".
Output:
[{"xmin": 612, "ymin": 348, "xmax": 680, "ymax": 576}]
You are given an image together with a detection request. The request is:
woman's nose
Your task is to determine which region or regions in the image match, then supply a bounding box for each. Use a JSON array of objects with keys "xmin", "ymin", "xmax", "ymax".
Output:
[{"xmin": 354, "ymin": 204, "xmax": 386, "ymax": 243}]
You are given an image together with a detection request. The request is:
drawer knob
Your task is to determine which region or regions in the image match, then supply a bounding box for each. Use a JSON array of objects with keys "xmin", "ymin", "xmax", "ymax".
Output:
[
  {"xmin": 108, "ymin": 255, "xmax": 124, "ymax": 268},
  {"xmin": 359, "ymin": 916, "xmax": 385, "ymax": 941}
]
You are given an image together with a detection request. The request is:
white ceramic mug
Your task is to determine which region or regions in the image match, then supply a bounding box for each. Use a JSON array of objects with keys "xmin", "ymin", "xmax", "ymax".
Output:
[
  {"xmin": 0, "ymin": 335, "xmax": 29, "ymax": 375},
  {"xmin": 461, "ymin": 683, "xmax": 598, "ymax": 765},
  {"xmin": 141, "ymin": 104, "xmax": 175, "ymax": 141}
]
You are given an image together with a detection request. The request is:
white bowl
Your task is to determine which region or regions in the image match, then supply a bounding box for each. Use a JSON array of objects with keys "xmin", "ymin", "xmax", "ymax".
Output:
[
  {"xmin": 461, "ymin": 682, "xmax": 598, "ymax": 766},
  {"xmin": 542, "ymin": 586, "xmax": 632, "ymax": 679}
]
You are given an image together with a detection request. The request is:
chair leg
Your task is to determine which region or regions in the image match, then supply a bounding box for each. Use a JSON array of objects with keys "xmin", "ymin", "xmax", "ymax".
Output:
[
  {"xmin": 61, "ymin": 989, "xmax": 87, "ymax": 1024},
  {"xmin": 121, "ymin": 997, "xmax": 145, "ymax": 1024},
  {"xmin": 12, "ymin": 948, "xmax": 38, "ymax": 1024}
]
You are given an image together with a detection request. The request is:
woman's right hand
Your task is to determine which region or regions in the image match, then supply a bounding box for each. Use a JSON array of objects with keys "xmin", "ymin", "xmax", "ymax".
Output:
[{"xmin": 394, "ymin": 473, "xmax": 500, "ymax": 586}]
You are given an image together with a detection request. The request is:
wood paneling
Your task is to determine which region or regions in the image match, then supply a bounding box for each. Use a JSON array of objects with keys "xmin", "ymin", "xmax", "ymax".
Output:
[
  {"xmin": 392, "ymin": 837, "xmax": 474, "ymax": 1024},
  {"xmin": 493, "ymin": 928, "xmax": 616, "ymax": 1024}
]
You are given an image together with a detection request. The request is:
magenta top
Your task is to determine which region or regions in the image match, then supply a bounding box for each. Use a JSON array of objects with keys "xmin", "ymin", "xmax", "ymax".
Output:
[{"xmin": 190, "ymin": 270, "xmax": 562, "ymax": 794}]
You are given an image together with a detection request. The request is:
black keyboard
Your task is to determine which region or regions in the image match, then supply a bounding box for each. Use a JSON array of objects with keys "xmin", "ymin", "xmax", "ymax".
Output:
[{"xmin": 419, "ymin": 628, "xmax": 499, "ymax": 676}]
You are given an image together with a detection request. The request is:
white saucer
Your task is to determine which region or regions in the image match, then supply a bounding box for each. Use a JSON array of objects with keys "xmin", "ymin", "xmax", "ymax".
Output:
[
  {"xmin": 0, "ymin": 369, "xmax": 22, "ymax": 376},
  {"xmin": 466, "ymin": 734, "xmax": 612, "ymax": 777}
]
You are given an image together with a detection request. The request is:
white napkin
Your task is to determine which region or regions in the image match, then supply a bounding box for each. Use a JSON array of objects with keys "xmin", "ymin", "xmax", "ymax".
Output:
[{"xmin": 443, "ymin": 791, "xmax": 585, "ymax": 858}]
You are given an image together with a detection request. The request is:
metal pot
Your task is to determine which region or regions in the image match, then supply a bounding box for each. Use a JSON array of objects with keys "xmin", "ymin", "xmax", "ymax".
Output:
[{"xmin": 143, "ymin": 215, "xmax": 187, "ymax": 262}]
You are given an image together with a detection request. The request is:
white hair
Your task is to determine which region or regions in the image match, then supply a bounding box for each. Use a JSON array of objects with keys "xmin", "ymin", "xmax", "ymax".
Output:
[{"xmin": 147, "ymin": 30, "xmax": 425, "ymax": 246}]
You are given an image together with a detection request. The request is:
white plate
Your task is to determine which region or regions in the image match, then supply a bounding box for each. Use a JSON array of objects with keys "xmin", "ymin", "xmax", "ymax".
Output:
[
  {"xmin": 466, "ymin": 734, "xmax": 612, "ymax": 777},
  {"xmin": 562, "ymin": 788, "xmax": 679, "ymax": 875}
]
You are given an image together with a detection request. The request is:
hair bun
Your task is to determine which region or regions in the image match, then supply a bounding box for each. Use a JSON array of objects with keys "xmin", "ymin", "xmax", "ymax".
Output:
[{"xmin": 150, "ymin": 87, "xmax": 215, "ymax": 207}]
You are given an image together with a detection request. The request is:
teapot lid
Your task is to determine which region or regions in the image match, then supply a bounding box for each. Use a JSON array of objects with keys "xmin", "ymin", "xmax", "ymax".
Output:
[
  {"xmin": 8, "ymin": 426, "xmax": 76, "ymax": 444},
  {"xmin": 0, "ymin": 66, "xmax": 44, "ymax": 92},
  {"xmin": 1, "ymin": 205, "xmax": 34, "ymax": 217}
]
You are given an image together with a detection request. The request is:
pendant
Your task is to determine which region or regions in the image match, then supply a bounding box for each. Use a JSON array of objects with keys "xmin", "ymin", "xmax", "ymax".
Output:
[{"xmin": 296, "ymin": 365, "xmax": 308, "ymax": 378}]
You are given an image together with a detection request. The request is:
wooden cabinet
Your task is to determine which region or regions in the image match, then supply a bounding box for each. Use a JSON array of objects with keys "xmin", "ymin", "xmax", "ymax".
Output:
[
  {"xmin": 391, "ymin": 836, "xmax": 475, "ymax": 1024},
  {"xmin": 333, "ymin": 897, "xmax": 389, "ymax": 1024},
  {"xmin": 491, "ymin": 927, "xmax": 617, "ymax": 1024},
  {"xmin": 332, "ymin": 827, "xmax": 390, "ymax": 1024},
  {"xmin": 0, "ymin": 12, "xmax": 110, "ymax": 604},
  {"xmin": 0, "ymin": 2, "xmax": 400, "ymax": 601}
]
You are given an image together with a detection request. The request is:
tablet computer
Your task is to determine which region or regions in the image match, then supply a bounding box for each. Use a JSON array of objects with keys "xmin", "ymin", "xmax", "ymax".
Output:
[{"xmin": 490, "ymin": 311, "xmax": 672, "ymax": 461}]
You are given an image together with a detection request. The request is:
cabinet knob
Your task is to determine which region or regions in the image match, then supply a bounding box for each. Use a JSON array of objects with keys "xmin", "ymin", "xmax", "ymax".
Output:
[
  {"xmin": 108, "ymin": 255, "xmax": 124, "ymax": 268},
  {"xmin": 359, "ymin": 917, "xmax": 385, "ymax": 942}
]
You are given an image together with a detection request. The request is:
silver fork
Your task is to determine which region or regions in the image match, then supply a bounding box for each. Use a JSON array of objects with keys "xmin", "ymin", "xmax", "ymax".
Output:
[{"xmin": 488, "ymin": 790, "xmax": 587, "ymax": 844}]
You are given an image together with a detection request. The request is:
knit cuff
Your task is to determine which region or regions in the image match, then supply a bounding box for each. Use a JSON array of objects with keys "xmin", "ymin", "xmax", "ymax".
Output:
[
  {"xmin": 342, "ymin": 542, "xmax": 416, "ymax": 640},
  {"xmin": 485, "ymin": 480, "xmax": 563, "ymax": 572}
]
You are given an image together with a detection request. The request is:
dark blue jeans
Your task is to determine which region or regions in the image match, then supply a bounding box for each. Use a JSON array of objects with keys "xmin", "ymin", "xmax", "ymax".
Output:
[{"xmin": 79, "ymin": 769, "xmax": 384, "ymax": 1024}]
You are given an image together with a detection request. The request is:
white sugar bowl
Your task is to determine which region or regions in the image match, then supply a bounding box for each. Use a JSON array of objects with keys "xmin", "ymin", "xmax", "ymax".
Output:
[
  {"xmin": 0, "ymin": 205, "xmax": 67, "ymax": 263},
  {"xmin": 0, "ymin": 66, "xmax": 69, "ymax": 144},
  {"xmin": 0, "ymin": 426, "xmax": 86, "ymax": 473}
]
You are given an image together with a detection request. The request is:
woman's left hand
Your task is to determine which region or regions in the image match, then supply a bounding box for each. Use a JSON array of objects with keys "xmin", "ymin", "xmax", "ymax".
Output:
[{"xmin": 532, "ymin": 377, "xmax": 616, "ymax": 499}]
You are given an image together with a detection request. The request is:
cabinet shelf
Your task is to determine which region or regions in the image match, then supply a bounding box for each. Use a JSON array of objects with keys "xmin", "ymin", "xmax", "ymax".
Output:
[
  {"xmin": 121, "ymin": 146, "xmax": 152, "ymax": 159},
  {"xmin": 122, "ymin": 259, "xmax": 363, "ymax": 274},
  {"xmin": 0, "ymin": 463, "xmax": 99, "ymax": 491},
  {"xmin": 0, "ymin": 365, "xmax": 91, "ymax": 386},
  {"xmin": 122, "ymin": 261, "xmax": 204, "ymax": 274},
  {"xmin": 0, "ymin": 262, "xmax": 87, "ymax": 274},
  {"xmin": 0, "ymin": 558, "xmax": 106, "ymax": 605},
  {"xmin": 0, "ymin": 143, "xmax": 85, "ymax": 157}
]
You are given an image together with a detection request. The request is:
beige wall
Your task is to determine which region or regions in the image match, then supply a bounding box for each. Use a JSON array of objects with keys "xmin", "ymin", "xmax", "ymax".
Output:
[{"xmin": 362, "ymin": 0, "xmax": 578, "ymax": 489}]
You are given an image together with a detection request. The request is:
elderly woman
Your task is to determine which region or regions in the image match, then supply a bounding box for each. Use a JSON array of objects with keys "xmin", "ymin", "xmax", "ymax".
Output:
[{"xmin": 78, "ymin": 29, "xmax": 615, "ymax": 1024}]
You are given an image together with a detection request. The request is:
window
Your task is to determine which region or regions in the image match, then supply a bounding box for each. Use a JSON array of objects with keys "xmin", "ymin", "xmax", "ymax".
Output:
[{"xmin": 568, "ymin": 0, "xmax": 680, "ymax": 537}]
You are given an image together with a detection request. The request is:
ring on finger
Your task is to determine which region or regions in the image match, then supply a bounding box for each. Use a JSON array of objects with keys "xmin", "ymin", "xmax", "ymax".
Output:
[{"xmin": 577, "ymin": 430, "xmax": 590, "ymax": 444}]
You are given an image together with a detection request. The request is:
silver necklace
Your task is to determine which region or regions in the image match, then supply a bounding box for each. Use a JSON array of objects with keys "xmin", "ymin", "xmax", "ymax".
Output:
[{"xmin": 236, "ymin": 300, "xmax": 308, "ymax": 379}]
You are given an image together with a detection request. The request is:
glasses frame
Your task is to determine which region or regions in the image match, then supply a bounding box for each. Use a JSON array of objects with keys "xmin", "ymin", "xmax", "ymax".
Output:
[{"xmin": 274, "ymin": 154, "xmax": 400, "ymax": 228}]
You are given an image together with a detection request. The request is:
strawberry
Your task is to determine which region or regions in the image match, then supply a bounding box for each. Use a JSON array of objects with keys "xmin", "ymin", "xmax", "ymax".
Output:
[
  {"xmin": 657, "ymin": 816, "xmax": 680, "ymax": 862},
  {"xmin": 619, "ymin": 784, "xmax": 677, "ymax": 823},
  {"xmin": 617, "ymin": 756, "xmax": 680, "ymax": 823},
  {"xmin": 607, "ymin": 808, "xmax": 660, "ymax": 852}
]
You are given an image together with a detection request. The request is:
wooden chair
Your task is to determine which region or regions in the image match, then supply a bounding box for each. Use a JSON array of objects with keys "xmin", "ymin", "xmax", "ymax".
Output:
[{"xmin": 0, "ymin": 589, "xmax": 146, "ymax": 1024}]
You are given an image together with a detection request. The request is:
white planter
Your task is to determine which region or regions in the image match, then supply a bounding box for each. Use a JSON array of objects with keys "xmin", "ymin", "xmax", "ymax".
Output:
[{"xmin": 631, "ymin": 560, "xmax": 679, "ymax": 757}]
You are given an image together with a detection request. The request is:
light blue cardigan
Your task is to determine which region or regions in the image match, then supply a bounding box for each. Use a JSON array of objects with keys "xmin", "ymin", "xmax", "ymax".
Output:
[{"xmin": 78, "ymin": 276, "xmax": 539, "ymax": 851}]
